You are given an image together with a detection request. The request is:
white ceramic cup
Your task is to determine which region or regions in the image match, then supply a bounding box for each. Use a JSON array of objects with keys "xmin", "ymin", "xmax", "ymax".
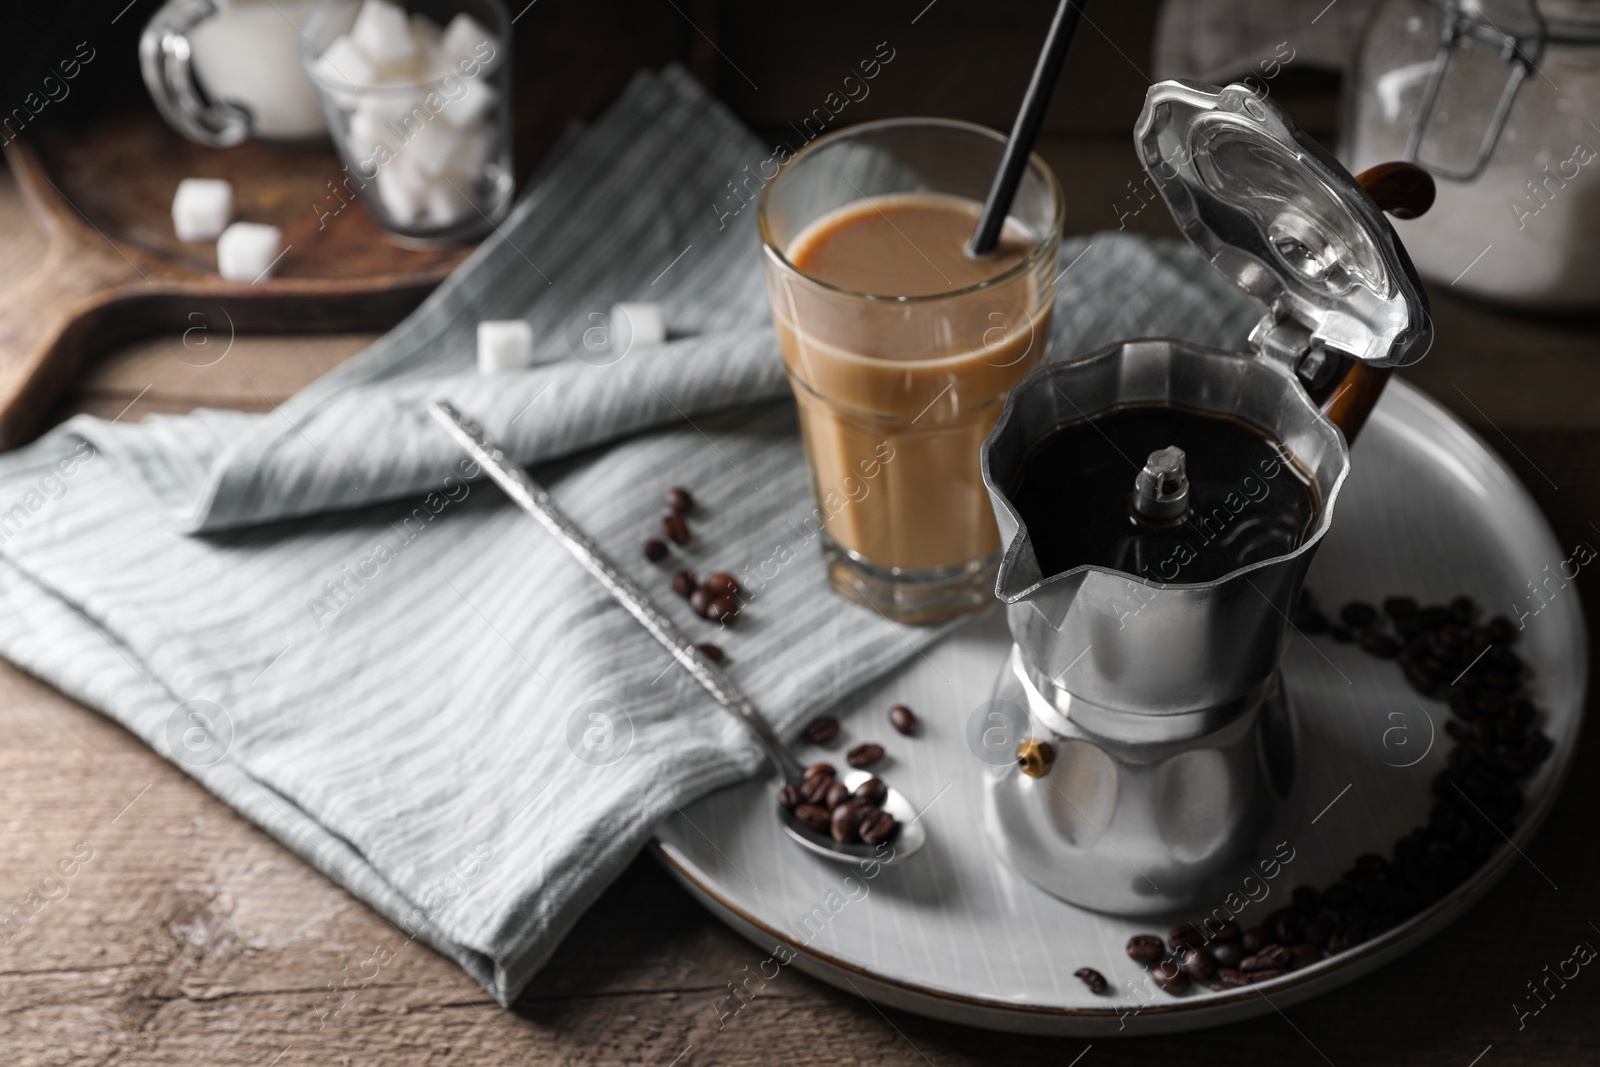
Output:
[{"xmin": 140, "ymin": 0, "xmax": 329, "ymax": 146}]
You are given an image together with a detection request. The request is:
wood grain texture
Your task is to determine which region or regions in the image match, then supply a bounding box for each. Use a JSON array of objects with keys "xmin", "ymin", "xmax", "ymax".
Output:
[
  {"xmin": 0, "ymin": 0, "xmax": 715, "ymax": 455},
  {"xmin": 0, "ymin": 112, "xmax": 473, "ymax": 452}
]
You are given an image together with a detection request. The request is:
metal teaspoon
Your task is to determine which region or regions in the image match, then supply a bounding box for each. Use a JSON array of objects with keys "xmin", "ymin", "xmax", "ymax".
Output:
[{"xmin": 428, "ymin": 400, "xmax": 925, "ymax": 866}]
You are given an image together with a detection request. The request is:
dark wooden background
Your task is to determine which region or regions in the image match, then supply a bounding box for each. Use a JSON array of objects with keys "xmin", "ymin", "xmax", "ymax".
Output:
[{"xmin": 1, "ymin": 1, "xmax": 1596, "ymax": 1063}]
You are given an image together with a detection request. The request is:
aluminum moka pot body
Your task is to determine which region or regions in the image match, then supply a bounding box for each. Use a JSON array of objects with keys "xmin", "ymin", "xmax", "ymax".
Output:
[
  {"xmin": 976, "ymin": 77, "xmax": 1430, "ymax": 915},
  {"xmin": 979, "ymin": 338, "xmax": 1345, "ymax": 915}
]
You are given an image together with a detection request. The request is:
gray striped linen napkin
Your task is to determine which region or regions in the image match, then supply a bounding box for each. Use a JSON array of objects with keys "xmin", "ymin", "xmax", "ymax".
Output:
[{"xmin": 0, "ymin": 67, "xmax": 1260, "ymax": 1004}]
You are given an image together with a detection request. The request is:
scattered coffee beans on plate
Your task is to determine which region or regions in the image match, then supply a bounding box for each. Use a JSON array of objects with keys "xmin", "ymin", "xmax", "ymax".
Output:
[
  {"xmin": 846, "ymin": 743, "xmax": 885, "ymax": 769},
  {"xmin": 1087, "ymin": 590, "xmax": 1556, "ymax": 997},
  {"xmin": 1125, "ymin": 935, "xmax": 1164, "ymax": 965},
  {"xmin": 888, "ymin": 704, "xmax": 918, "ymax": 735},
  {"xmin": 1074, "ymin": 967, "xmax": 1108, "ymax": 994}
]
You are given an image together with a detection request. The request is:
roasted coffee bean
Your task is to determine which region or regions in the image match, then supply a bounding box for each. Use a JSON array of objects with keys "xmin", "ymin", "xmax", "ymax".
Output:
[
  {"xmin": 1244, "ymin": 944, "xmax": 1292, "ymax": 971},
  {"xmin": 1481, "ymin": 671, "xmax": 1518, "ymax": 692},
  {"xmin": 1420, "ymin": 605, "xmax": 1452, "ymax": 628},
  {"xmin": 704, "ymin": 572, "xmax": 740, "ymax": 597},
  {"xmin": 793, "ymin": 803, "xmax": 830, "ymax": 833},
  {"xmin": 1212, "ymin": 940, "xmax": 1244, "ymax": 967},
  {"xmin": 1168, "ymin": 923, "xmax": 1206, "ymax": 950},
  {"xmin": 1396, "ymin": 612, "xmax": 1423, "ymax": 637},
  {"xmin": 888, "ymin": 704, "xmax": 918, "ymax": 735},
  {"xmin": 853, "ymin": 777, "xmax": 888, "ymax": 806},
  {"xmin": 707, "ymin": 594, "xmax": 740, "ymax": 623},
  {"xmin": 1180, "ymin": 947, "xmax": 1217, "ymax": 981},
  {"xmin": 1304, "ymin": 914, "xmax": 1336, "ymax": 949},
  {"xmin": 1151, "ymin": 960, "xmax": 1190, "ymax": 995},
  {"xmin": 1487, "ymin": 615, "xmax": 1517, "ymax": 644},
  {"xmin": 800, "ymin": 775, "xmax": 832, "ymax": 806},
  {"xmin": 1126, "ymin": 934, "xmax": 1166, "ymax": 965},
  {"xmin": 1359, "ymin": 631, "xmax": 1401, "ymax": 658},
  {"xmin": 1340, "ymin": 602, "xmax": 1378, "ymax": 629},
  {"xmin": 777, "ymin": 784, "xmax": 801, "ymax": 809},
  {"xmin": 804, "ymin": 716, "xmax": 839, "ymax": 744},
  {"xmin": 1473, "ymin": 690, "xmax": 1509, "ymax": 717},
  {"xmin": 1451, "ymin": 595, "xmax": 1477, "ymax": 624},
  {"xmin": 830, "ymin": 803, "xmax": 862, "ymax": 843},
  {"xmin": 1245, "ymin": 967, "xmax": 1284, "ymax": 983},
  {"xmin": 1240, "ymin": 927, "xmax": 1272, "ymax": 954},
  {"xmin": 1328, "ymin": 624, "xmax": 1353, "ymax": 643},
  {"xmin": 1074, "ymin": 967, "xmax": 1108, "ymax": 994},
  {"xmin": 1294, "ymin": 606, "xmax": 1329, "ymax": 633},
  {"xmin": 1292, "ymin": 885, "xmax": 1324, "ymax": 915},
  {"xmin": 847, "ymin": 742, "xmax": 885, "ymax": 769},
  {"xmin": 662, "ymin": 513, "xmax": 690, "ymax": 545},
  {"xmin": 1212, "ymin": 967, "xmax": 1249, "ymax": 989},
  {"xmin": 1323, "ymin": 881, "xmax": 1355, "ymax": 909},
  {"xmin": 672, "ymin": 569, "xmax": 698, "ymax": 597},
  {"xmin": 1404, "ymin": 664, "xmax": 1438, "ymax": 696},
  {"xmin": 643, "ymin": 538, "xmax": 669, "ymax": 562},
  {"xmin": 805, "ymin": 761, "xmax": 834, "ymax": 780},
  {"xmin": 858, "ymin": 807, "xmax": 896, "ymax": 845},
  {"xmin": 1383, "ymin": 596, "xmax": 1418, "ymax": 618},
  {"xmin": 666, "ymin": 486, "xmax": 694, "ymax": 514},
  {"xmin": 1210, "ymin": 920, "xmax": 1242, "ymax": 942},
  {"xmin": 689, "ymin": 587, "xmax": 714, "ymax": 617},
  {"xmin": 824, "ymin": 782, "xmax": 851, "ymax": 810},
  {"xmin": 696, "ymin": 642, "xmax": 725, "ymax": 663},
  {"xmin": 1289, "ymin": 943, "xmax": 1322, "ymax": 969}
]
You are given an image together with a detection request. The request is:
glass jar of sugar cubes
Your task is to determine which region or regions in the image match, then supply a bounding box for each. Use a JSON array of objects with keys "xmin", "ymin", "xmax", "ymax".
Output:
[
  {"xmin": 1345, "ymin": 0, "xmax": 1600, "ymax": 310},
  {"xmin": 301, "ymin": 0, "xmax": 514, "ymax": 245}
]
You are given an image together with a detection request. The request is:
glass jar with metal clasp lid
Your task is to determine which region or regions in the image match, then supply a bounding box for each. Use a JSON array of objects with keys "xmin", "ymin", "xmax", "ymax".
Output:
[{"xmin": 1345, "ymin": 0, "xmax": 1600, "ymax": 309}]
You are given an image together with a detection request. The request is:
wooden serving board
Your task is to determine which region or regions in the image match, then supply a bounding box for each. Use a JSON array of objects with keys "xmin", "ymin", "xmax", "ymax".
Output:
[{"xmin": 0, "ymin": 104, "xmax": 474, "ymax": 449}]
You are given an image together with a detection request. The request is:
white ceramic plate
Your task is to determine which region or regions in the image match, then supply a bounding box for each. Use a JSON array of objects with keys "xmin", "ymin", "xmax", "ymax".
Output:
[{"xmin": 653, "ymin": 380, "xmax": 1586, "ymax": 1036}]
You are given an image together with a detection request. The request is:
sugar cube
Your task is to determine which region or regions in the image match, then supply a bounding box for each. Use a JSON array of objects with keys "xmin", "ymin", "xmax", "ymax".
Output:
[
  {"xmin": 347, "ymin": 105, "xmax": 393, "ymax": 162},
  {"xmin": 171, "ymin": 178, "xmax": 233, "ymax": 242},
  {"xmin": 401, "ymin": 119, "xmax": 462, "ymax": 177},
  {"xmin": 440, "ymin": 13, "xmax": 495, "ymax": 67},
  {"xmin": 375, "ymin": 163, "xmax": 430, "ymax": 226},
  {"xmin": 611, "ymin": 303, "xmax": 667, "ymax": 355},
  {"xmin": 311, "ymin": 35, "xmax": 378, "ymax": 92},
  {"xmin": 350, "ymin": 0, "xmax": 415, "ymax": 66},
  {"xmin": 216, "ymin": 222, "xmax": 283, "ymax": 283},
  {"xmin": 424, "ymin": 179, "xmax": 474, "ymax": 225},
  {"xmin": 442, "ymin": 125, "xmax": 492, "ymax": 181},
  {"xmin": 477, "ymin": 320, "xmax": 534, "ymax": 374},
  {"xmin": 355, "ymin": 87, "xmax": 421, "ymax": 128},
  {"xmin": 439, "ymin": 76, "xmax": 495, "ymax": 129}
]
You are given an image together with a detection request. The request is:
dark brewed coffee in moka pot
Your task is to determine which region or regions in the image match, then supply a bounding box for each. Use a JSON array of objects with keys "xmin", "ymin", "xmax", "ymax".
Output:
[
  {"xmin": 976, "ymin": 78, "xmax": 1432, "ymax": 916},
  {"xmin": 1009, "ymin": 402, "xmax": 1321, "ymax": 585}
]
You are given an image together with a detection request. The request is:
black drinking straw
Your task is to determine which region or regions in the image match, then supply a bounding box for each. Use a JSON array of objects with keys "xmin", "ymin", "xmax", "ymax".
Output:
[{"xmin": 967, "ymin": 0, "xmax": 1087, "ymax": 258}]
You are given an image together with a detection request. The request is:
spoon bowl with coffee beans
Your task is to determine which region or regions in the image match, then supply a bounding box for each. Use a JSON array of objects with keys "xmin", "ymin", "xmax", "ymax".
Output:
[
  {"xmin": 776, "ymin": 764, "xmax": 926, "ymax": 866},
  {"xmin": 430, "ymin": 401, "xmax": 928, "ymax": 868}
]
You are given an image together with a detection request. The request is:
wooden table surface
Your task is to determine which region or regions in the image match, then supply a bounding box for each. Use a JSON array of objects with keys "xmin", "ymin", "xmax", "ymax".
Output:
[{"xmin": 3, "ymin": 119, "xmax": 1600, "ymax": 1065}]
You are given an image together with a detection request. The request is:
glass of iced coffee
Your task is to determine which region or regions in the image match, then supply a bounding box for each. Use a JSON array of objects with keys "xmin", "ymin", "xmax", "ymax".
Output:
[{"xmin": 759, "ymin": 119, "xmax": 1063, "ymax": 623}]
